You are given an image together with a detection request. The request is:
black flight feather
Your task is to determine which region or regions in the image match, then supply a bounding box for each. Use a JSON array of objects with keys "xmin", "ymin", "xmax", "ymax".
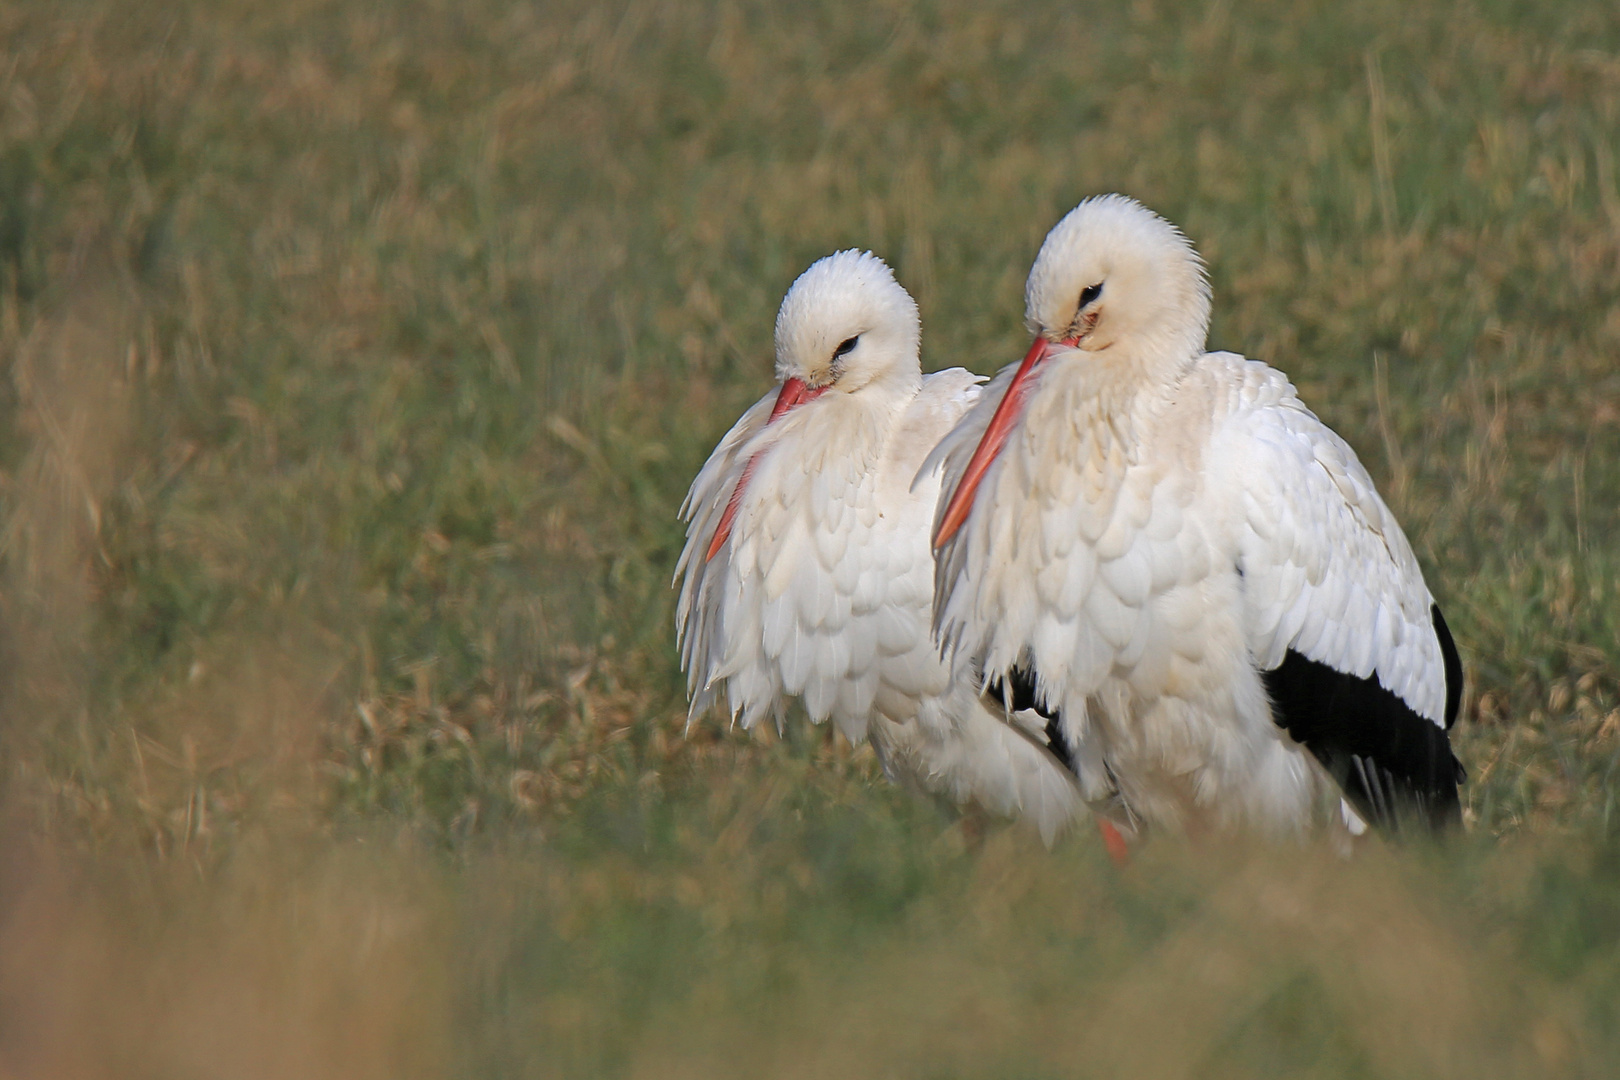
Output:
[{"xmin": 1260, "ymin": 606, "xmax": 1464, "ymax": 831}]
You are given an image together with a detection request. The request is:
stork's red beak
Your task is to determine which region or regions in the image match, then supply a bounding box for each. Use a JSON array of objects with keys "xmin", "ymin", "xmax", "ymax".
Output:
[
  {"xmin": 932, "ymin": 337, "xmax": 1056, "ymax": 548},
  {"xmin": 764, "ymin": 375, "xmax": 825, "ymax": 424},
  {"xmin": 705, "ymin": 377, "xmax": 828, "ymax": 562}
]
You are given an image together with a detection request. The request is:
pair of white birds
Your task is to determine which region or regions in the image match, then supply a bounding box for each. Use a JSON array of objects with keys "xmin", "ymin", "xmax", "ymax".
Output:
[{"xmin": 675, "ymin": 194, "xmax": 1464, "ymax": 851}]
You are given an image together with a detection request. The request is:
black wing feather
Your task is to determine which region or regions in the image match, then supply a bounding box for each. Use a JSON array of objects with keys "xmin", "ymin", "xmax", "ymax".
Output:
[
  {"xmin": 1261, "ymin": 605, "xmax": 1464, "ymax": 830},
  {"xmin": 984, "ymin": 665, "xmax": 1072, "ymax": 774},
  {"xmin": 1432, "ymin": 603, "xmax": 1464, "ymax": 731}
]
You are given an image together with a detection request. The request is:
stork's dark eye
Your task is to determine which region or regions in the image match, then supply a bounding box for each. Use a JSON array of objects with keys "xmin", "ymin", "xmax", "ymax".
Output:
[
  {"xmin": 833, "ymin": 335, "xmax": 860, "ymax": 359},
  {"xmin": 1078, "ymin": 282, "xmax": 1104, "ymax": 308}
]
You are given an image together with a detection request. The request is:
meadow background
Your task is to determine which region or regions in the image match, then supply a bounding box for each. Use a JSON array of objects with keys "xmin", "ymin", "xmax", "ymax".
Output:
[{"xmin": 1, "ymin": 0, "xmax": 1619, "ymax": 1076}]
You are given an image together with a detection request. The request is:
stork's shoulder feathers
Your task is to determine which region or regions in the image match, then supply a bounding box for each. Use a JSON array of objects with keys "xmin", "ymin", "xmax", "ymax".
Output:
[
  {"xmin": 911, "ymin": 366, "xmax": 986, "ymax": 429},
  {"xmin": 916, "ymin": 364, "xmax": 1007, "ymax": 495}
]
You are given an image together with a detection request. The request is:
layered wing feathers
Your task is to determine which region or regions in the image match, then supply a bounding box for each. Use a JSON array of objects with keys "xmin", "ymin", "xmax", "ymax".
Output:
[
  {"xmin": 1211, "ymin": 357, "xmax": 1462, "ymax": 825},
  {"xmin": 1211, "ymin": 360, "xmax": 1445, "ymax": 725}
]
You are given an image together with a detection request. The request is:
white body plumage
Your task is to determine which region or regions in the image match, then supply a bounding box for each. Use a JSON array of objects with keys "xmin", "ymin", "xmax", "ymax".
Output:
[
  {"xmin": 676, "ymin": 251, "xmax": 1083, "ymax": 843},
  {"xmin": 929, "ymin": 196, "xmax": 1463, "ymax": 838}
]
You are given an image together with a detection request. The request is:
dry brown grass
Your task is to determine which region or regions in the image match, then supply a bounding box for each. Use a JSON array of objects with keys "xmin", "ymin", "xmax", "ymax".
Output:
[{"xmin": 0, "ymin": 833, "xmax": 452, "ymax": 1080}]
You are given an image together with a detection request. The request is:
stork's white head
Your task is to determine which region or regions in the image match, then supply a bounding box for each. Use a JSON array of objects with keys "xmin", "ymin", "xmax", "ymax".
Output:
[
  {"xmin": 774, "ymin": 249, "xmax": 920, "ymax": 395},
  {"xmin": 1024, "ymin": 193, "xmax": 1210, "ymax": 362},
  {"xmin": 701, "ymin": 250, "xmax": 920, "ymax": 563},
  {"xmin": 933, "ymin": 195, "xmax": 1212, "ymax": 548}
]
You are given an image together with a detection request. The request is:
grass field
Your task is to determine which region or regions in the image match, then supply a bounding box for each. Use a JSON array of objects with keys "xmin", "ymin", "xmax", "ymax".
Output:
[{"xmin": 2, "ymin": 0, "xmax": 1619, "ymax": 1075}]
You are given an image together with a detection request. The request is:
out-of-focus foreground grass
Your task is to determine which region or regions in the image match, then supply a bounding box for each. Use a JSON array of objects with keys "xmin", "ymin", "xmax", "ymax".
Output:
[{"xmin": 1, "ymin": 0, "xmax": 1619, "ymax": 1075}]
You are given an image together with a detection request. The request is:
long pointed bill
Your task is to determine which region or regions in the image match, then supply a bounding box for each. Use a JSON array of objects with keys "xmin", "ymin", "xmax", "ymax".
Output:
[
  {"xmin": 705, "ymin": 377, "xmax": 828, "ymax": 562},
  {"xmin": 932, "ymin": 337, "xmax": 1053, "ymax": 548}
]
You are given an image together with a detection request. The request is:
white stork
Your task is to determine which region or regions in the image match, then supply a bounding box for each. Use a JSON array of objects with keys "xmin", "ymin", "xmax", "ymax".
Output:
[
  {"xmin": 925, "ymin": 195, "xmax": 1464, "ymax": 844},
  {"xmin": 675, "ymin": 250, "xmax": 1083, "ymax": 843}
]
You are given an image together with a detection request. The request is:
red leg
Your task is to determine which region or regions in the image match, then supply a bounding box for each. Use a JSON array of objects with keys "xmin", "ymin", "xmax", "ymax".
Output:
[{"xmin": 1098, "ymin": 819, "xmax": 1131, "ymax": 867}]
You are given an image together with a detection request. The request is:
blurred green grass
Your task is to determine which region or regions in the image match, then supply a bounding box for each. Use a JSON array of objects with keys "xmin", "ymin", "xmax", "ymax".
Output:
[{"xmin": 1, "ymin": 0, "xmax": 1619, "ymax": 1075}]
